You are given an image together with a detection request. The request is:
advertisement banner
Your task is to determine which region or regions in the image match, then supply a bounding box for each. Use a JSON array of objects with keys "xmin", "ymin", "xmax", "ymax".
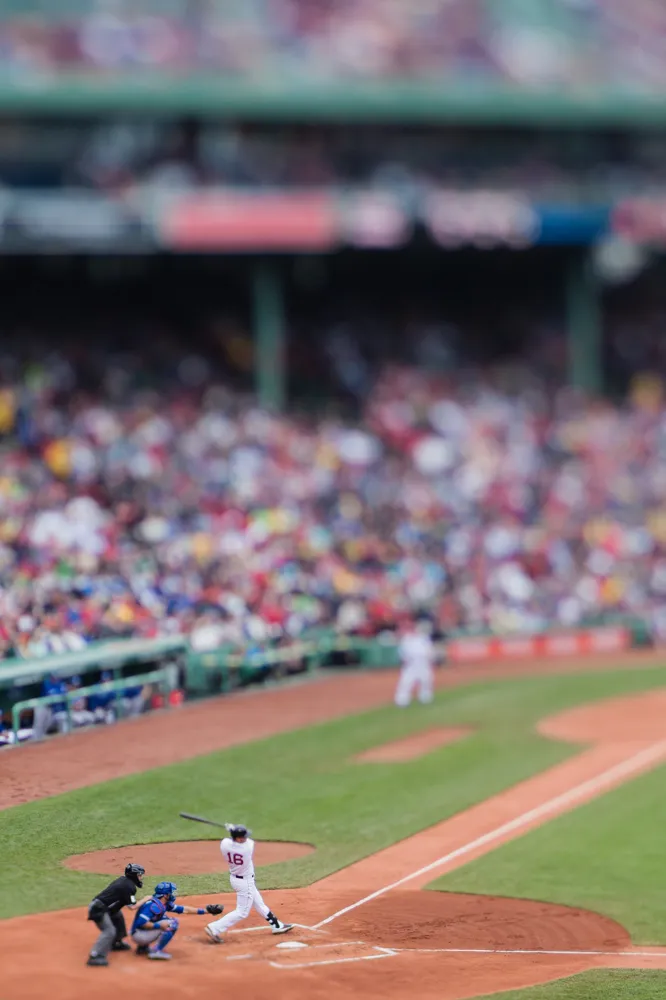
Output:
[
  {"xmin": 535, "ymin": 205, "xmax": 610, "ymax": 245},
  {"xmin": 339, "ymin": 192, "xmax": 411, "ymax": 247},
  {"xmin": 161, "ymin": 192, "xmax": 339, "ymax": 250},
  {"xmin": 612, "ymin": 199, "xmax": 666, "ymax": 245},
  {"xmin": 447, "ymin": 626, "xmax": 631, "ymax": 664},
  {"xmin": 4, "ymin": 188, "xmax": 663, "ymax": 252},
  {"xmin": 0, "ymin": 192, "xmax": 151, "ymax": 251},
  {"xmin": 423, "ymin": 190, "xmax": 539, "ymax": 248}
]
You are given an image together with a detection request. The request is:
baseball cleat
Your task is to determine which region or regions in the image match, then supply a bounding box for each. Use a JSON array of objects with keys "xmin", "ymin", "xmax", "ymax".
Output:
[
  {"xmin": 135, "ymin": 945, "xmax": 149, "ymax": 956},
  {"xmin": 86, "ymin": 955, "xmax": 109, "ymax": 967},
  {"xmin": 272, "ymin": 922, "xmax": 294, "ymax": 935},
  {"xmin": 112, "ymin": 941, "xmax": 131, "ymax": 951},
  {"xmin": 148, "ymin": 949, "xmax": 172, "ymax": 960},
  {"xmin": 205, "ymin": 924, "xmax": 223, "ymax": 944}
]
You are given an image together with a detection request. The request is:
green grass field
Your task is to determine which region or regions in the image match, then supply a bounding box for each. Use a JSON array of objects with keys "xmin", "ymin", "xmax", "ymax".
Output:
[
  {"xmin": 480, "ymin": 971, "xmax": 666, "ymax": 1000},
  {"xmin": 2, "ymin": 665, "xmax": 665, "ymax": 927},
  {"xmin": 432, "ymin": 760, "xmax": 666, "ymax": 943}
]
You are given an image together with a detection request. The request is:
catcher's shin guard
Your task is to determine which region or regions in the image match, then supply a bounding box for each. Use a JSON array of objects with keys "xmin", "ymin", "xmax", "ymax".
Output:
[{"xmin": 155, "ymin": 918, "xmax": 179, "ymax": 952}]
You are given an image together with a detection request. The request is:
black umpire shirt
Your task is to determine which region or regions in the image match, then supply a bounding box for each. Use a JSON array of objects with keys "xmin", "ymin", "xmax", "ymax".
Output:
[{"xmin": 94, "ymin": 876, "xmax": 138, "ymax": 914}]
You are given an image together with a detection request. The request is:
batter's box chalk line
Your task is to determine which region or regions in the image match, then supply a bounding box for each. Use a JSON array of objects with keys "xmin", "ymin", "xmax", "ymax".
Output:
[
  {"xmin": 269, "ymin": 947, "xmax": 398, "ymax": 970},
  {"xmin": 231, "ymin": 923, "xmax": 313, "ymax": 935},
  {"xmin": 226, "ymin": 939, "xmax": 373, "ymax": 959},
  {"xmin": 271, "ymin": 939, "xmax": 369, "ymax": 953},
  {"xmin": 214, "ymin": 930, "xmax": 396, "ymax": 968},
  {"xmin": 183, "ymin": 923, "xmax": 318, "ymax": 951}
]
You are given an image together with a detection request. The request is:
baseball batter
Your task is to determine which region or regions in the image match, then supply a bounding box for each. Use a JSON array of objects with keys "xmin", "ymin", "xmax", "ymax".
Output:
[
  {"xmin": 394, "ymin": 617, "xmax": 437, "ymax": 707},
  {"xmin": 205, "ymin": 823, "xmax": 293, "ymax": 943}
]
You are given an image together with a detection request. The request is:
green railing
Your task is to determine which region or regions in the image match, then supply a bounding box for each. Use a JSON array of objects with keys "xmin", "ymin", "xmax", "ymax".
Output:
[
  {"xmin": 185, "ymin": 631, "xmax": 402, "ymax": 696},
  {"xmin": 2, "ymin": 614, "xmax": 653, "ymax": 731},
  {"xmin": 0, "ymin": 636, "xmax": 187, "ymax": 692},
  {"xmin": 11, "ymin": 667, "xmax": 172, "ymax": 738},
  {"xmin": 0, "ymin": 79, "xmax": 665, "ymax": 127},
  {"xmin": 183, "ymin": 614, "xmax": 652, "ymax": 695}
]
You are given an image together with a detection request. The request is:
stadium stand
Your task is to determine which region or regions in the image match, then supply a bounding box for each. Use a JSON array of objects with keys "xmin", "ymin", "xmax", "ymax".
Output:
[
  {"xmin": 2, "ymin": 0, "xmax": 666, "ymax": 744},
  {"xmin": 1, "ymin": 0, "xmax": 665, "ymax": 93}
]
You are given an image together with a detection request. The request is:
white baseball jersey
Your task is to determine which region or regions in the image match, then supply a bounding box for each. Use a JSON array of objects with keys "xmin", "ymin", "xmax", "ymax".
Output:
[
  {"xmin": 220, "ymin": 836, "xmax": 255, "ymax": 878},
  {"xmin": 209, "ymin": 836, "xmax": 273, "ymax": 934},
  {"xmin": 398, "ymin": 631, "xmax": 435, "ymax": 667},
  {"xmin": 395, "ymin": 630, "xmax": 435, "ymax": 707}
]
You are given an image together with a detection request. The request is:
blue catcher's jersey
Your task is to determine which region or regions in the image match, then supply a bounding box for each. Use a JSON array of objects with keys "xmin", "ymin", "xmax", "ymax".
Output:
[{"xmin": 131, "ymin": 896, "xmax": 176, "ymax": 934}]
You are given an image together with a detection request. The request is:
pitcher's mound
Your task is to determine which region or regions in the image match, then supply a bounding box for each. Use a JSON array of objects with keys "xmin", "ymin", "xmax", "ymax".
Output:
[{"xmin": 65, "ymin": 840, "xmax": 314, "ymax": 876}]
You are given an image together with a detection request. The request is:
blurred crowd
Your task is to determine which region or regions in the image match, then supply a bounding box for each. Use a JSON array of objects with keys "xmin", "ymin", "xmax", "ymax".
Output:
[
  {"xmin": 4, "ymin": 117, "xmax": 666, "ymax": 204},
  {"xmin": 2, "ymin": 0, "xmax": 666, "ymax": 93},
  {"xmin": 62, "ymin": 122, "xmax": 666, "ymax": 202},
  {"xmin": 1, "ymin": 326, "xmax": 666, "ymax": 668}
]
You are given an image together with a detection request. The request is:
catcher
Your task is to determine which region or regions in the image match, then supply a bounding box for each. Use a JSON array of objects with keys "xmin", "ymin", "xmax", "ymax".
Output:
[{"xmin": 130, "ymin": 881, "xmax": 223, "ymax": 960}]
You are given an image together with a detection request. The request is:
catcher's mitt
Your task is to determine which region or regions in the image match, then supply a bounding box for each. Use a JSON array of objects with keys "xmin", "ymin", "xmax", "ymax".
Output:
[{"xmin": 206, "ymin": 904, "xmax": 224, "ymax": 915}]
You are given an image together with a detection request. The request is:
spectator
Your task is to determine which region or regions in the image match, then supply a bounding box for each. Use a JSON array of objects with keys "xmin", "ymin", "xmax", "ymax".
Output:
[
  {"xmin": 3, "ymin": 0, "xmax": 666, "ymax": 96},
  {"xmin": 120, "ymin": 681, "xmax": 149, "ymax": 719},
  {"xmin": 0, "ymin": 316, "xmax": 665, "ymax": 670},
  {"xmin": 32, "ymin": 673, "xmax": 69, "ymax": 740},
  {"xmin": 67, "ymin": 675, "xmax": 96, "ymax": 729},
  {"xmin": 88, "ymin": 670, "xmax": 117, "ymax": 725},
  {"xmin": 0, "ymin": 710, "xmax": 32, "ymax": 746}
]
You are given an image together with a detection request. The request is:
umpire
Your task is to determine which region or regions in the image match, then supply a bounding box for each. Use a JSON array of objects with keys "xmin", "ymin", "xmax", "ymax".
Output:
[{"xmin": 87, "ymin": 863, "xmax": 146, "ymax": 967}]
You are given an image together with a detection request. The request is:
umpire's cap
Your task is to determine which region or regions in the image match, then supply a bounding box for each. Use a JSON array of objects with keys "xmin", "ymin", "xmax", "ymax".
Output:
[
  {"xmin": 225, "ymin": 823, "xmax": 252, "ymax": 840},
  {"xmin": 125, "ymin": 863, "xmax": 146, "ymax": 887}
]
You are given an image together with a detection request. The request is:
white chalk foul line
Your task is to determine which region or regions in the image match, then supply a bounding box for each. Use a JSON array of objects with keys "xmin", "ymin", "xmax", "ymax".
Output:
[
  {"xmin": 396, "ymin": 947, "xmax": 666, "ymax": 959},
  {"xmin": 314, "ymin": 739, "xmax": 666, "ymax": 930}
]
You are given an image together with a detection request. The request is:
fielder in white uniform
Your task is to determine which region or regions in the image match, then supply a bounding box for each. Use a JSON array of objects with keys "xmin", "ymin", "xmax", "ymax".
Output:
[
  {"xmin": 205, "ymin": 823, "xmax": 293, "ymax": 943},
  {"xmin": 394, "ymin": 619, "xmax": 436, "ymax": 707}
]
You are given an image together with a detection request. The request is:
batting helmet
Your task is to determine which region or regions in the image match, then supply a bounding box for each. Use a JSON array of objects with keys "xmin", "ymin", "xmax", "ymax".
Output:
[
  {"xmin": 125, "ymin": 863, "xmax": 145, "ymax": 887},
  {"xmin": 225, "ymin": 823, "xmax": 252, "ymax": 840}
]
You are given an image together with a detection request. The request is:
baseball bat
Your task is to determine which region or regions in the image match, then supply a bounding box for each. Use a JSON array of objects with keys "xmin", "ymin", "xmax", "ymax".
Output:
[{"xmin": 179, "ymin": 811, "xmax": 226, "ymax": 830}]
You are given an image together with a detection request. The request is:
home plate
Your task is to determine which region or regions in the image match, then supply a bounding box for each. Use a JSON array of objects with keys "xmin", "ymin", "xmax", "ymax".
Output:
[{"xmin": 276, "ymin": 941, "xmax": 308, "ymax": 950}]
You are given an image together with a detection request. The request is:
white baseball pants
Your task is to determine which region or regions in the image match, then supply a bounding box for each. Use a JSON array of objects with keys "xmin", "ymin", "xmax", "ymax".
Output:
[
  {"xmin": 394, "ymin": 661, "xmax": 434, "ymax": 706},
  {"xmin": 208, "ymin": 874, "xmax": 270, "ymax": 934}
]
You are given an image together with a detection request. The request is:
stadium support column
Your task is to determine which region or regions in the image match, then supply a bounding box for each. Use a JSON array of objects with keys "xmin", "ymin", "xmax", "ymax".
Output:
[
  {"xmin": 253, "ymin": 261, "xmax": 286, "ymax": 412},
  {"xmin": 566, "ymin": 250, "xmax": 602, "ymax": 394}
]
